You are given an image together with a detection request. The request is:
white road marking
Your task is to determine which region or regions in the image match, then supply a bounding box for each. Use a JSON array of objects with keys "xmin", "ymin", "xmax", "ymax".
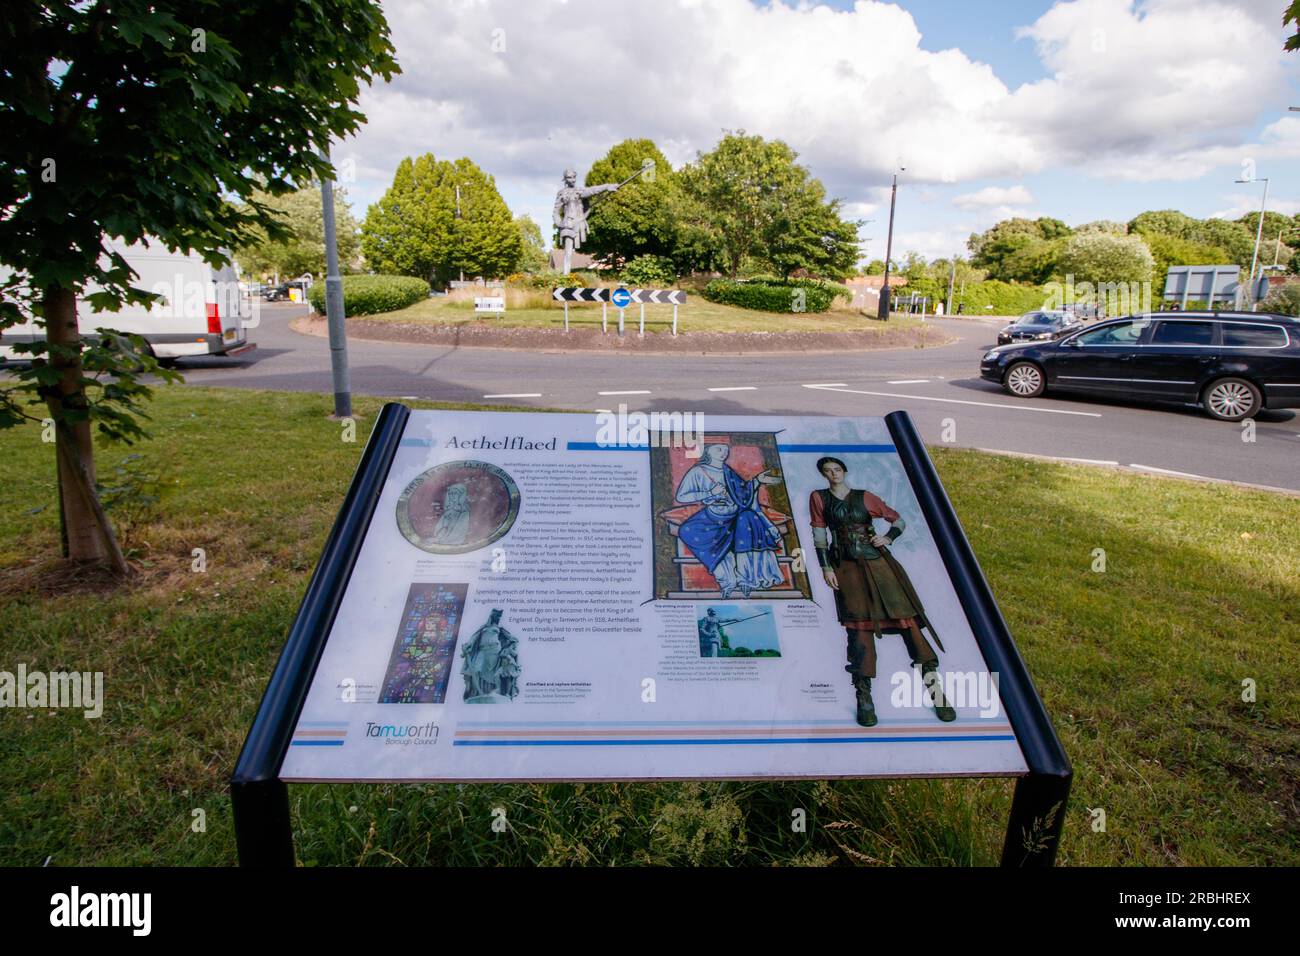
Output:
[
  {"xmin": 801, "ymin": 384, "xmax": 1103, "ymax": 417},
  {"xmin": 707, "ymin": 386, "xmax": 757, "ymax": 392},
  {"xmin": 887, "ymin": 379, "xmax": 930, "ymax": 385},
  {"xmin": 1129, "ymin": 463, "xmax": 1212, "ymax": 480},
  {"xmin": 599, "ymin": 389, "xmax": 651, "ymax": 395},
  {"xmin": 483, "ymin": 392, "xmax": 541, "ymax": 398},
  {"xmin": 803, "ymin": 382, "xmax": 847, "ymax": 388}
]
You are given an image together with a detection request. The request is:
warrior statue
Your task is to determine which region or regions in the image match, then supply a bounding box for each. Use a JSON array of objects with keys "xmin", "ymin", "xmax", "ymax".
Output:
[
  {"xmin": 460, "ymin": 608, "xmax": 521, "ymax": 702},
  {"xmin": 552, "ymin": 162, "xmax": 651, "ymax": 274}
]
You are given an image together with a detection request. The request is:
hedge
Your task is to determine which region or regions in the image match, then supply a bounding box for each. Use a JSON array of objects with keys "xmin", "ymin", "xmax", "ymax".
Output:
[
  {"xmin": 954, "ymin": 280, "xmax": 1051, "ymax": 316},
  {"xmin": 701, "ymin": 278, "xmax": 846, "ymax": 313},
  {"xmin": 307, "ymin": 274, "xmax": 430, "ymax": 316}
]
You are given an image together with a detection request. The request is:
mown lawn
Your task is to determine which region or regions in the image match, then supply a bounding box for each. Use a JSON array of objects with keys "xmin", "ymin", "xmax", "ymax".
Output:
[
  {"xmin": 361, "ymin": 293, "xmax": 935, "ymax": 337},
  {"xmin": 0, "ymin": 386, "xmax": 1295, "ymax": 866}
]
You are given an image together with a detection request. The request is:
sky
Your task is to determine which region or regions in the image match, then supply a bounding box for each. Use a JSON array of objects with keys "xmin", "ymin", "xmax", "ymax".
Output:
[{"xmin": 331, "ymin": 0, "xmax": 1300, "ymax": 263}]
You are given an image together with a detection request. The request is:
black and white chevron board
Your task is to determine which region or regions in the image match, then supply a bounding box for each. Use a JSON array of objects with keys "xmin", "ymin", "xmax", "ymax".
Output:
[{"xmin": 551, "ymin": 287, "xmax": 687, "ymax": 304}]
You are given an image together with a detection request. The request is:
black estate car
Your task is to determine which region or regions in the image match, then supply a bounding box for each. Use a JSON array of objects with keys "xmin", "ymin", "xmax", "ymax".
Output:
[
  {"xmin": 996, "ymin": 310, "xmax": 1080, "ymax": 345},
  {"xmin": 979, "ymin": 311, "xmax": 1300, "ymax": 421}
]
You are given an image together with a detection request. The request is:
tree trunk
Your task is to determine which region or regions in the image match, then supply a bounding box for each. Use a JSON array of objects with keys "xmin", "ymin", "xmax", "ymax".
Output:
[{"xmin": 41, "ymin": 285, "xmax": 129, "ymax": 573}]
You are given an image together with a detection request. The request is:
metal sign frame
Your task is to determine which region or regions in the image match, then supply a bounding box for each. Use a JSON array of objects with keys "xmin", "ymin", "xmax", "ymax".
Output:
[{"xmin": 231, "ymin": 405, "xmax": 1071, "ymax": 867}]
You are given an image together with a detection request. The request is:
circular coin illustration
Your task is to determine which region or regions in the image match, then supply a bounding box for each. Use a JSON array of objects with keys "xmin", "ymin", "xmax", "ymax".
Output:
[{"xmin": 396, "ymin": 460, "xmax": 520, "ymax": 555}]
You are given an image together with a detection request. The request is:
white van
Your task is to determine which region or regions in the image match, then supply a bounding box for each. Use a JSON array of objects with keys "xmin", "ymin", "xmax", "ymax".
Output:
[{"xmin": 0, "ymin": 238, "xmax": 255, "ymax": 363}]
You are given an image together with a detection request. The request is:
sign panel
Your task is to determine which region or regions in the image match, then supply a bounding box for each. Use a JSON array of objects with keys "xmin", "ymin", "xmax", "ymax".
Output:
[
  {"xmin": 279, "ymin": 411, "xmax": 1026, "ymax": 783},
  {"xmin": 473, "ymin": 296, "xmax": 505, "ymax": 313}
]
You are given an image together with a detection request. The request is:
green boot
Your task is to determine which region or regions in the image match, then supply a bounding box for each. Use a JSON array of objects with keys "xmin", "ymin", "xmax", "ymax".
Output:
[
  {"xmin": 921, "ymin": 662, "xmax": 956, "ymax": 722},
  {"xmin": 853, "ymin": 676, "xmax": 878, "ymax": 727}
]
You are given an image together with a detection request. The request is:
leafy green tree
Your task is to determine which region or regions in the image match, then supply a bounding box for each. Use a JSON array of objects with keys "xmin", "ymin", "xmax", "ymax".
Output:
[
  {"xmin": 969, "ymin": 217, "xmax": 1074, "ymax": 280},
  {"xmin": 1188, "ymin": 218, "xmax": 1256, "ymax": 272},
  {"xmin": 1057, "ymin": 232, "xmax": 1155, "ymax": 285},
  {"xmin": 680, "ymin": 131, "xmax": 856, "ymax": 279},
  {"xmin": 1286, "ymin": 0, "xmax": 1300, "ymax": 51},
  {"xmin": 362, "ymin": 154, "xmax": 521, "ymax": 285},
  {"xmin": 583, "ymin": 139, "xmax": 680, "ymax": 266},
  {"xmin": 863, "ymin": 259, "xmax": 886, "ymax": 275},
  {"xmin": 1143, "ymin": 234, "xmax": 1232, "ymax": 283},
  {"xmin": 1075, "ymin": 220, "xmax": 1128, "ymax": 235},
  {"xmin": 1128, "ymin": 209, "xmax": 1198, "ymax": 240},
  {"xmin": 236, "ymin": 186, "xmax": 360, "ymax": 280},
  {"xmin": 514, "ymin": 215, "xmax": 548, "ymax": 273},
  {"xmin": 0, "ymin": 0, "xmax": 397, "ymax": 571}
]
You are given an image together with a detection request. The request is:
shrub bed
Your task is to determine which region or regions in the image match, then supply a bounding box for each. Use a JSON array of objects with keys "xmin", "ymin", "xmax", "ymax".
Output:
[{"xmin": 307, "ymin": 274, "xmax": 430, "ymax": 316}]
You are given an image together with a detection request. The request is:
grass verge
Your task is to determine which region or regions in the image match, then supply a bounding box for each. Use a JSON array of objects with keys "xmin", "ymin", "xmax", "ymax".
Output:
[{"xmin": 0, "ymin": 387, "xmax": 1295, "ymax": 865}]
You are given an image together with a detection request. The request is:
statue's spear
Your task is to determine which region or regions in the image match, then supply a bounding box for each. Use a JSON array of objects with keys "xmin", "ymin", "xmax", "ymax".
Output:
[{"xmin": 585, "ymin": 159, "xmax": 656, "ymax": 211}]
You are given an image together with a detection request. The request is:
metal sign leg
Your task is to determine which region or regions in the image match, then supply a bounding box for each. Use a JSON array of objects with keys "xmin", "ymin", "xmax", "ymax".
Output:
[
  {"xmin": 618, "ymin": 307, "xmax": 624, "ymax": 337},
  {"xmin": 639, "ymin": 303, "xmax": 645, "ymax": 337},
  {"xmin": 673, "ymin": 304, "xmax": 678, "ymax": 336},
  {"xmin": 602, "ymin": 301, "xmax": 607, "ymax": 334},
  {"xmin": 232, "ymin": 777, "xmax": 295, "ymax": 867},
  {"xmin": 1001, "ymin": 769, "xmax": 1071, "ymax": 867},
  {"xmin": 564, "ymin": 301, "xmax": 569, "ymax": 332}
]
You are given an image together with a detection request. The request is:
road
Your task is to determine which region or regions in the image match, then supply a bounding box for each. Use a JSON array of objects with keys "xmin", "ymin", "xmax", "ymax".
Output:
[{"xmin": 177, "ymin": 302, "xmax": 1300, "ymax": 491}]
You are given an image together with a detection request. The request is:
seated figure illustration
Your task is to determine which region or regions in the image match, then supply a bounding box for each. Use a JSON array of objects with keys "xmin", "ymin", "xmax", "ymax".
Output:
[{"xmin": 672, "ymin": 443, "xmax": 785, "ymax": 598}]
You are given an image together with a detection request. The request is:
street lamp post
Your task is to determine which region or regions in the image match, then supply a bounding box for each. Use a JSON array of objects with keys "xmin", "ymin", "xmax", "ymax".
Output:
[
  {"xmin": 1235, "ymin": 175, "xmax": 1269, "ymax": 310},
  {"xmin": 320, "ymin": 148, "xmax": 351, "ymax": 419},
  {"xmin": 877, "ymin": 169, "xmax": 903, "ymax": 320}
]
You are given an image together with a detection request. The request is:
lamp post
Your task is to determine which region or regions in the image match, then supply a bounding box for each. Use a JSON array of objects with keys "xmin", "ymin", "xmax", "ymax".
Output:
[
  {"xmin": 877, "ymin": 168, "xmax": 903, "ymax": 320},
  {"xmin": 1235, "ymin": 175, "xmax": 1269, "ymax": 310},
  {"xmin": 320, "ymin": 147, "xmax": 351, "ymax": 419}
]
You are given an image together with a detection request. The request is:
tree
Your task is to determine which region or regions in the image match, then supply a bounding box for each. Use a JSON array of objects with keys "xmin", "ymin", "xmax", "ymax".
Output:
[
  {"xmin": 0, "ymin": 1, "xmax": 397, "ymax": 571},
  {"xmin": 1286, "ymin": 0, "xmax": 1300, "ymax": 51},
  {"xmin": 1057, "ymin": 232, "xmax": 1155, "ymax": 285},
  {"xmin": 1144, "ymin": 234, "xmax": 1232, "ymax": 283},
  {"xmin": 582, "ymin": 139, "xmax": 680, "ymax": 266},
  {"xmin": 680, "ymin": 131, "xmax": 857, "ymax": 279},
  {"xmin": 968, "ymin": 217, "xmax": 1074, "ymax": 280},
  {"xmin": 361, "ymin": 154, "xmax": 521, "ymax": 286},
  {"xmin": 514, "ymin": 215, "xmax": 548, "ymax": 273},
  {"xmin": 1128, "ymin": 209, "xmax": 1197, "ymax": 240},
  {"xmin": 236, "ymin": 186, "xmax": 360, "ymax": 280}
]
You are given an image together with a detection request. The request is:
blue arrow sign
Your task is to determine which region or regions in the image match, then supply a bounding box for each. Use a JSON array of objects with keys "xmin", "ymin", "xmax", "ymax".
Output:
[{"xmin": 611, "ymin": 287, "xmax": 632, "ymax": 309}]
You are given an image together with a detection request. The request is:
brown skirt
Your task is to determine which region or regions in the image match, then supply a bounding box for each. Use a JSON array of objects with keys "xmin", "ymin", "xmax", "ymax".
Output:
[{"xmin": 832, "ymin": 555, "xmax": 920, "ymax": 631}]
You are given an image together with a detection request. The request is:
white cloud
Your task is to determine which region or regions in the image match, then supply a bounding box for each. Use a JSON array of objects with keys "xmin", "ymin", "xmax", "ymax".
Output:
[
  {"xmin": 333, "ymin": 0, "xmax": 1298, "ymax": 251},
  {"xmin": 953, "ymin": 185, "xmax": 1035, "ymax": 209}
]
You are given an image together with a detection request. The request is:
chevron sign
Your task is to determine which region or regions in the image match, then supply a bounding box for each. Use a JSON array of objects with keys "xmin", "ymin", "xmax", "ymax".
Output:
[
  {"xmin": 552, "ymin": 287, "xmax": 609, "ymax": 302},
  {"xmin": 551, "ymin": 287, "xmax": 687, "ymax": 304}
]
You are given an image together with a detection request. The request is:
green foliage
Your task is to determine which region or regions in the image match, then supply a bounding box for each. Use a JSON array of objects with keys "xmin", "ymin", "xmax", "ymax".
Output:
[
  {"xmin": 701, "ymin": 278, "xmax": 841, "ymax": 313},
  {"xmin": 968, "ymin": 218, "xmax": 1074, "ymax": 282},
  {"xmin": 1143, "ymin": 233, "xmax": 1233, "ymax": 284},
  {"xmin": 235, "ymin": 186, "xmax": 360, "ymax": 280},
  {"xmin": 306, "ymin": 274, "xmax": 429, "ymax": 317},
  {"xmin": 955, "ymin": 280, "xmax": 1050, "ymax": 316},
  {"xmin": 0, "ymin": 0, "xmax": 397, "ymax": 554},
  {"xmin": 514, "ymin": 215, "xmax": 549, "ymax": 273},
  {"xmin": 619, "ymin": 255, "xmax": 677, "ymax": 287},
  {"xmin": 583, "ymin": 139, "xmax": 683, "ymax": 266},
  {"xmin": 1260, "ymin": 283, "xmax": 1300, "ymax": 316},
  {"xmin": 1130, "ymin": 210, "xmax": 1258, "ymax": 272},
  {"xmin": 361, "ymin": 154, "xmax": 522, "ymax": 286},
  {"xmin": 506, "ymin": 270, "xmax": 586, "ymax": 291},
  {"xmin": 680, "ymin": 131, "xmax": 858, "ymax": 280},
  {"xmin": 1056, "ymin": 232, "xmax": 1155, "ymax": 285},
  {"xmin": 863, "ymin": 259, "xmax": 886, "ymax": 275},
  {"xmin": 1286, "ymin": 0, "xmax": 1300, "ymax": 51}
]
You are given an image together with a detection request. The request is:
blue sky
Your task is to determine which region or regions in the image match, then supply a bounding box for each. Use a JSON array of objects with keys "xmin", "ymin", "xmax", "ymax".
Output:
[{"xmin": 342, "ymin": 0, "xmax": 1300, "ymax": 262}]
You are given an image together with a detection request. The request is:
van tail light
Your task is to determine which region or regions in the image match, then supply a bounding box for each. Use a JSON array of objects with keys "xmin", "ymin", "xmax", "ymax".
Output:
[{"xmin": 206, "ymin": 303, "xmax": 221, "ymax": 334}]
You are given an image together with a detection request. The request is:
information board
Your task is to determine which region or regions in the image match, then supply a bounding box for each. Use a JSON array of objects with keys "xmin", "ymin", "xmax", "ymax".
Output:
[{"xmin": 278, "ymin": 410, "xmax": 1028, "ymax": 783}]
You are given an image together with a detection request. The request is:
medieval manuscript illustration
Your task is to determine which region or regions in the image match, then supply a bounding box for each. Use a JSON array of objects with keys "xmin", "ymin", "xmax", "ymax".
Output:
[{"xmin": 650, "ymin": 432, "xmax": 811, "ymax": 600}]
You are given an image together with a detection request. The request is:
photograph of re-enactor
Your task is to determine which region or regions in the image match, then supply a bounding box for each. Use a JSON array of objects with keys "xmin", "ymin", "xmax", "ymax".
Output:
[{"xmin": 808, "ymin": 456, "xmax": 956, "ymax": 728}]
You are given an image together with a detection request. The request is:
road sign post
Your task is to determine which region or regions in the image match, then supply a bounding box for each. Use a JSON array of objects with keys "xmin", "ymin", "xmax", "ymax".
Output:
[
  {"xmin": 639, "ymin": 302, "xmax": 645, "ymax": 336},
  {"xmin": 602, "ymin": 301, "xmax": 607, "ymax": 334}
]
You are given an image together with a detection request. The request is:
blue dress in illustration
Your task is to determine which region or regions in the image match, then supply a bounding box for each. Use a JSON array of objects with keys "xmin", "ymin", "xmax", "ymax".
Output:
[{"xmin": 674, "ymin": 444, "xmax": 784, "ymax": 597}]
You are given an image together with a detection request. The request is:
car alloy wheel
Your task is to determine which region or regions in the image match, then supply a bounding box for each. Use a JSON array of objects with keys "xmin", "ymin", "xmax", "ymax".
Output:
[
  {"xmin": 1203, "ymin": 378, "xmax": 1259, "ymax": 422},
  {"xmin": 1005, "ymin": 362, "xmax": 1044, "ymax": 398}
]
